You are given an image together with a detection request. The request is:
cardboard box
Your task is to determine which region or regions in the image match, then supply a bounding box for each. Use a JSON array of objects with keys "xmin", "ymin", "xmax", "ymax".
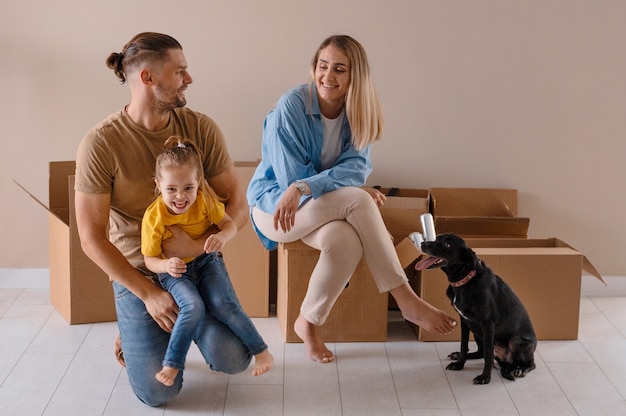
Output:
[
  {"xmin": 429, "ymin": 188, "xmax": 529, "ymax": 238},
  {"xmin": 276, "ymin": 240, "xmax": 388, "ymax": 342},
  {"xmin": 376, "ymin": 188, "xmax": 430, "ymax": 243},
  {"xmin": 16, "ymin": 161, "xmax": 271, "ymax": 324},
  {"xmin": 375, "ymin": 188, "xmax": 430, "ymax": 310},
  {"xmin": 15, "ymin": 161, "xmax": 116, "ymax": 324},
  {"xmin": 220, "ymin": 161, "xmax": 270, "ymax": 317},
  {"xmin": 398, "ymin": 237, "xmax": 605, "ymax": 341}
]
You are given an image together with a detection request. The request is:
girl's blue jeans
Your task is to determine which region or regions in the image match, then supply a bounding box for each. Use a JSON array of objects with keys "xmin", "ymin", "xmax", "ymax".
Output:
[
  {"xmin": 157, "ymin": 252, "xmax": 267, "ymax": 370},
  {"xmin": 114, "ymin": 253, "xmax": 254, "ymax": 407}
]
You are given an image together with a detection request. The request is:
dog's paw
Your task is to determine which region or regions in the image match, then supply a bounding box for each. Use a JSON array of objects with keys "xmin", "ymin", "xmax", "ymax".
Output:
[
  {"xmin": 514, "ymin": 368, "xmax": 527, "ymax": 378},
  {"xmin": 446, "ymin": 361, "xmax": 465, "ymax": 371},
  {"xmin": 512, "ymin": 364, "xmax": 535, "ymax": 378},
  {"xmin": 473, "ymin": 374, "xmax": 491, "ymax": 385},
  {"xmin": 447, "ymin": 351, "xmax": 461, "ymax": 360},
  {"xmin": 500, "ymin": 369, "xmax": 516, "ymax": 381}
]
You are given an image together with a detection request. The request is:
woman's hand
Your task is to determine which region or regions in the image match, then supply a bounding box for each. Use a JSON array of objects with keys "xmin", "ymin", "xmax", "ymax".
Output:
[
  {"xmin": 362, "ymin": 187, "xmax": 387, "ymax": 207},
  {"xmin": 274, "ymin": 184, "xmax": 302, "ymax": 232}
]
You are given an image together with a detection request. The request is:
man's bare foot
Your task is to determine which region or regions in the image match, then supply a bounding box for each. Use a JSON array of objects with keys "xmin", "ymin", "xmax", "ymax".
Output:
[
  {"xmin": 155, "ymin": 366, "xmax": 178, "ymax": 386},
  {"xmin": 294, "ymin": 314, "xmax": 334, "ymax": 363},
  {"xmin": 252, "ymin": 349, "xmax": 274, "ymax": 376},
  {"xmin": 114, "ymin": 333, "xmax": 125, "ymax": 367},
  {"xmin": 390, "ymin": 283, "xmax": 457, "ymax": 334}
]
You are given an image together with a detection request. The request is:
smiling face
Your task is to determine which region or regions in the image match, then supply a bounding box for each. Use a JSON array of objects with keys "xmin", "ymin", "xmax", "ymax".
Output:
[
  {"xmin": 152, "ymin": 48, "xmax": 193, "ymax": 111},
  {"xmin": 314, "ymin": 44, "xmax": 351, "ymax": 118},
  {"xmin": 156, "ymin": 165, "xmax": 199, "ymax": 215}
]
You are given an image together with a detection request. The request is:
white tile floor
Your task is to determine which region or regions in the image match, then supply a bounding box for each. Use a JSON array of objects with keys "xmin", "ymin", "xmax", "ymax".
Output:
[{"xmin": 1, "ymin": 286, "xmax": 625, "ymax": 415}]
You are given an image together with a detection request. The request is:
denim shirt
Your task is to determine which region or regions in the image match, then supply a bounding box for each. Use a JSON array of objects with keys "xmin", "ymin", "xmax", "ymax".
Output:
[{"xmin": 247, "ymin": 83, "xmax": 372, "ymax": 250}]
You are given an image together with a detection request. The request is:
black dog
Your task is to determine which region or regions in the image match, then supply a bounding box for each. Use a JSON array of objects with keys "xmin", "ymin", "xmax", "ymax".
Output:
[{"xmin": 415, "ymin": 233, "xmax": 537, "ymax": 384}]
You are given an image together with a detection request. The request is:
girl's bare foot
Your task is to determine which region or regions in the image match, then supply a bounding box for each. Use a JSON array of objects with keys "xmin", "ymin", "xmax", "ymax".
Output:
[
  {"xmin": 252, "ymin": 349, "xmax": 274, "ymax": 376},
  {"xmin": 294, "ymin": 314, "xmax": 334, "ymax": 363},
  {"xmin": 155, "ymin": 366, "xmax": 178, "ymax": 386},
  {"xmin": 390, "ymin": 283, "xmax": 457, "ymax": 334}
]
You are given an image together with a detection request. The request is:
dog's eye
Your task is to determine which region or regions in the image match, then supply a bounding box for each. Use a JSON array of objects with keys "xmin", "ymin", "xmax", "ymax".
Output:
[{"xmin": 444, "ymin": 242, "xmax": 451, "ymax": 249}]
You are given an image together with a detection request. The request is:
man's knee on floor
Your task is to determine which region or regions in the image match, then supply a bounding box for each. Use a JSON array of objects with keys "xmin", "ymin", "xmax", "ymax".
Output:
[{"xmin": 134, "ymin": 380, "xmax": 181, "ymax": 407}]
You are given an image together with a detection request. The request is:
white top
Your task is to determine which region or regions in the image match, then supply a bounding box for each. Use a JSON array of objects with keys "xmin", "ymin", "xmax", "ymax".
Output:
[{"xmin": 320, "ymin": 108, "xmax": 345, "ymax": 170}]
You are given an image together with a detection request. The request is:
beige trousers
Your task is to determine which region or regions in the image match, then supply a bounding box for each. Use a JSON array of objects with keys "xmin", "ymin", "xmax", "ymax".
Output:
[{"xmin": 252, "ymin": 187, "xmax": 407, "ymax": 325}]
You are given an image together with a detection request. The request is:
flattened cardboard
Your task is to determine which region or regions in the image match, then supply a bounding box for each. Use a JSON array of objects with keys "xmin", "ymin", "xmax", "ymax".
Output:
[
  {"xmin": 398, "ymin": 237, "xmax": 605, "ymax": 341},
  {"xmin": 15, "ymin": 161, "xmax": 116, "ymax": 324},
  {"xmin": 430, "ymin": 188, "xmax": 519, "ymax": 216},
  {"xmin": 277, "ymin": 240, "xmax": 388, "ymax": 342},
  {"xmin": 220, "ymin": 161, "xmax": 270, "ymax": 317},
  {"xmin": 429, "ymin": 188, "xmax": 529, "ymax": 238}
]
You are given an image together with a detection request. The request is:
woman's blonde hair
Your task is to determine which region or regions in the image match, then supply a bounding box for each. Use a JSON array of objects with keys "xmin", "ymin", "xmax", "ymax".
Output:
[
  {"xmin": 154, "ymin": 136, "xmax": 224, "ymax": 205},
  {"xmin": 310, "ymin": 35, "xmax": 384, "ymax": 151}
]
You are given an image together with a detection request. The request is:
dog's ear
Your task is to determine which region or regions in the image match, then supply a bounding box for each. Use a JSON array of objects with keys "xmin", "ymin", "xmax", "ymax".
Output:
[
  {"xmin": 459, "ymin": 245, "xmax": 476, "ymax": 265},
  {"xmin": 476, "ymin": 258, "xmax": 485, "ymax": 272},
  {"xmin": 459, "ymin": 237, "xmax": 485, "ymax": 272}
]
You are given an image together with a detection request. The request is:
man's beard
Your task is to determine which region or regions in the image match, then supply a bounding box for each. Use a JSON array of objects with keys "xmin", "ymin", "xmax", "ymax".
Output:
[{"xmin": 154, "ymin": 86, "xmax": 186, "ymax": 112}]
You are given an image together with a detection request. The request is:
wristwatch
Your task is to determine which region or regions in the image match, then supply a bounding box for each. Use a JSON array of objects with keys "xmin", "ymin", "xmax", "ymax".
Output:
[{"xmin": 294, "ymin": 180, "xmax": 308, "ymax": 195}]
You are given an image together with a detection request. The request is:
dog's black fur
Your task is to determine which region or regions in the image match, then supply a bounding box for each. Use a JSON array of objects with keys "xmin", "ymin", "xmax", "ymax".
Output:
[{"xmin": 415, "ymin": 233, "xmax": 537, "ymax": 384}]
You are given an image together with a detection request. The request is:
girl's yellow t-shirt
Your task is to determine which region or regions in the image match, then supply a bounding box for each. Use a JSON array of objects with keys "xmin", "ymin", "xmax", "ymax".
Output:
[{"xmin": 141, "ymin": 190, "xmax": 225, "ymax": 263}]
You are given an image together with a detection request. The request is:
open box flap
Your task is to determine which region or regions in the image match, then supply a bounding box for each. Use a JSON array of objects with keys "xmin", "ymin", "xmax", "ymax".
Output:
[
  {"xmin": 553, "ymin": 238, "xmax": 605, "ymax": 284},
  {"xmin": 15, "ymin": 161, "xmax": 75, "ymax": 225},
  {"xmin": 396, "ymin": 237, "xmax": 424, "ymax": 269},
  {"xmin": 14, "ymin": 179, "xmax": 60, "ymax": 219}
]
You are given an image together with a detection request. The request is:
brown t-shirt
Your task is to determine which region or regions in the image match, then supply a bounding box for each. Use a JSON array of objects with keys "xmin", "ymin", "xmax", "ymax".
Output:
[{"xmin": 75, "ymin": 107, "xmax": 233, "ymax": 274}]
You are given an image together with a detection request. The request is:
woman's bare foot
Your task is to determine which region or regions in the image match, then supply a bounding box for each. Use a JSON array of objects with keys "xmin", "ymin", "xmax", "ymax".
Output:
[
  {"xmin": 252, "ymin": 349, "xmax": 274, "ymax": 376},
  {"xmin": 155, "ymin": 366, "xmax": 178, "ymax": 386},
  {"xmin": 390, "ymin": 283, "xmax": 457, "ymax": 334},
  {"xmin": 294, "ymin": 314, "xmax": 334, "ymax": 363}
]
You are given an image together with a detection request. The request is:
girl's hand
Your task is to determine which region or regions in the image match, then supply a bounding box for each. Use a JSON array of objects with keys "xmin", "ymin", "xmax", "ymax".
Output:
[
  {"xmin": 274, "ymin": 184, "xmax": 301, "ymax": 232},
  {"xmin": 204, "ymin": 233, "xmax": 227, "ymax": 253},
  {"xmin": 166, "ymin": 257, "xmax": 187, "ymax": 277}
]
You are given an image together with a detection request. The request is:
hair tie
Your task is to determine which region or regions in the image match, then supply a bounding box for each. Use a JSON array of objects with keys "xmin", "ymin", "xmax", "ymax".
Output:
[{"xmin": 177, "ymin": 142, "xmax": 186, "ymax": 148}]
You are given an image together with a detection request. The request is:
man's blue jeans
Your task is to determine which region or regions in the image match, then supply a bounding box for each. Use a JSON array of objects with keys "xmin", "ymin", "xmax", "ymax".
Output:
[{"xmin": 114, "ymin": 252, "xmax": 252, "ymax": 407}]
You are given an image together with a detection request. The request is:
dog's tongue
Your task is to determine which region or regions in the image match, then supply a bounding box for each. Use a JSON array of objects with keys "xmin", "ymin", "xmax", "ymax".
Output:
[{"xmin": 414, "ymin": 256, "xmax": 442, "ymax": 271}]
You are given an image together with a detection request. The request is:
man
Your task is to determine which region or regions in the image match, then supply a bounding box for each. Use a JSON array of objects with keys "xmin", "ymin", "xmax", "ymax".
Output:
[{"xmin": 74, "ymin": 32, "xmax": 250, "ymax": 406}]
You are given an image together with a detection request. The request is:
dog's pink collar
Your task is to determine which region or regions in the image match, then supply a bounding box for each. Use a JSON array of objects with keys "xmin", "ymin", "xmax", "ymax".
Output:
[{"xmin": 450, "ymin": 270, "xmax": 476, "ymax": 288}]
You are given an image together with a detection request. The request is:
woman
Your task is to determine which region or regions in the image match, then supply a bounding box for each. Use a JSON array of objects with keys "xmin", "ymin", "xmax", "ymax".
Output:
[{"xmin": 247, "ymin": 35, "xmax": 456, "ymax": 363}]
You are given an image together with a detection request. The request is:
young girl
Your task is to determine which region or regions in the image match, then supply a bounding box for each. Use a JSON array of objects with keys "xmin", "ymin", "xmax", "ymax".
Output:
[{"xmin": 142, "ymin": 136, "xmax": 273, "ymax": 386}]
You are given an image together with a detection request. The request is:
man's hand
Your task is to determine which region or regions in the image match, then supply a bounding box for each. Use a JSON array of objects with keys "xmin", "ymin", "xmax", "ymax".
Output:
[
  {"xmin": 144, "ymin": 288, "xmax": 179, "ymax": 333},
  {"xmin": 162, "ymin": 224, "xmax": 213, "ymax": 259}
]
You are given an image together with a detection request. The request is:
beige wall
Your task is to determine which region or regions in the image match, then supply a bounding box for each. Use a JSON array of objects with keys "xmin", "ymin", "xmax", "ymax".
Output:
[{"xmin": 2, "ymin": 1, "xmax": 625, "ymax": 276}]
